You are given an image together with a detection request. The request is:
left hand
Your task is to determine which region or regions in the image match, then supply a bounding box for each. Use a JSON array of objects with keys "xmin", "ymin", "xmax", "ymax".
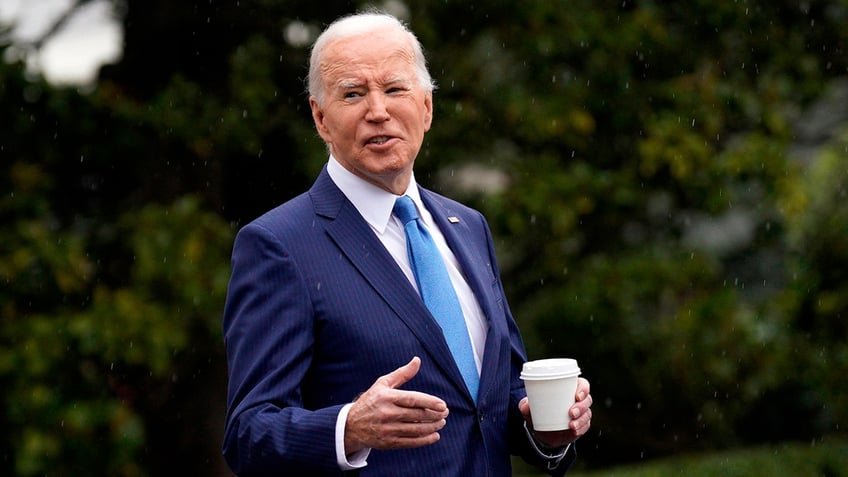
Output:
[{"xmin": 519, "ymin": 377, "xmax": 592, "ymax": 448}]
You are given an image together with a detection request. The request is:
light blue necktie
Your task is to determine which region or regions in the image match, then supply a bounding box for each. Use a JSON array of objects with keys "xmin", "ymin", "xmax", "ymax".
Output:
[{"xmin": 393, "ymin": 195, "xmax": 479, "ymax": 402}]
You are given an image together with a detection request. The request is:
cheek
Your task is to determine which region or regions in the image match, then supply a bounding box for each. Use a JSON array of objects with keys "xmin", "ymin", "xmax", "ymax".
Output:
[{"xmin": 320, "ymin": 118, "xmax": 348, "ymax": 144}]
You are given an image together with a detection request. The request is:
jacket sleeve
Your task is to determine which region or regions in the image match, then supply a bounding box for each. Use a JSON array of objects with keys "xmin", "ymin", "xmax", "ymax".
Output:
[{"xmin": 221, "ymin": 222, "xmax": 344, "ymax": 476}]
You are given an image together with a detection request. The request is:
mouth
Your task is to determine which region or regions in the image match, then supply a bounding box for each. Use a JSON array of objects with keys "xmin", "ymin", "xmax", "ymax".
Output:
[{"xmin": 365, "ymin": 135, "xmax": 395, "ymax": 146}]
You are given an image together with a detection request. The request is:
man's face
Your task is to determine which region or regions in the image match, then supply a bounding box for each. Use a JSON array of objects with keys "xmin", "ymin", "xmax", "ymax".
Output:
[{"xmin": 310, "ymin": 27, "xmax": 433, "ymax": 194}]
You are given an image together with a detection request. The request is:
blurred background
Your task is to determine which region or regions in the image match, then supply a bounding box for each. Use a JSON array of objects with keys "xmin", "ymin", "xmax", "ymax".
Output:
[{"xmin": 1, "ymin": 0, "xmax": 846, "ymax": 475}]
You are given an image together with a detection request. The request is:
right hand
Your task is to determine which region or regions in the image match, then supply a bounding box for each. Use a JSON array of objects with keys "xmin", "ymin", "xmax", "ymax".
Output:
[{"xmin": 344, "ymin": 356, "xmax": 449, "ymax": 454}]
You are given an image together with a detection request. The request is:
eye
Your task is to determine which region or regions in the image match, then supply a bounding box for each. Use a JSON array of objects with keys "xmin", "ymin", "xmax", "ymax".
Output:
[{"xmin": 344, "ymin": 91, "xmax": 362, "ymax": 99}]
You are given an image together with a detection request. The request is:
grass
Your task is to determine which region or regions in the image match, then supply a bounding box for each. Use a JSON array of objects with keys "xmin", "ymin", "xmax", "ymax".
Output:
[{"xmin": 515, "ymin": 437, "xmax": 848, "ymax": 477}]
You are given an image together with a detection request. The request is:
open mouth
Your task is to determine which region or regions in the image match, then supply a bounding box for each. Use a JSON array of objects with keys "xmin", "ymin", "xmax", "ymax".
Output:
[{"xmin": 366, "ymin": 136, "xmax": 393, "ymax": 145}]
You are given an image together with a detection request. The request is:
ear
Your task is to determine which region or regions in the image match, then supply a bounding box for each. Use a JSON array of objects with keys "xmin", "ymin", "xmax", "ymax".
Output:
[
  {"xmin": 423, "ymin": 91, "xmax": 433, "ymax": 131},
  {"xmin": 309, "ymin": 96, "xmax": 332, "ymax": 143}
]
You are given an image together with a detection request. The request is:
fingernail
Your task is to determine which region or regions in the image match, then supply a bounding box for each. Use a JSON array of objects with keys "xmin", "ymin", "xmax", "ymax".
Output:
[
  {"xmin": 578, "ymin": 391, "xmax": 586, "ymax": 400},
  {"xmin": 571, "ymin": 409, "xmax": 580, "ymax": 418}
]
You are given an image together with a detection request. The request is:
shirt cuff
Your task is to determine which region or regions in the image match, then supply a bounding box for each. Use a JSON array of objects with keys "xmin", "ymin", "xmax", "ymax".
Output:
[
  {"xmin": 336, "ymin": 403, "xmax": 370, "ymax": 470},
  {"xmin": 523, "ymin": 421, "xmax": 571, "ymax": 470}
]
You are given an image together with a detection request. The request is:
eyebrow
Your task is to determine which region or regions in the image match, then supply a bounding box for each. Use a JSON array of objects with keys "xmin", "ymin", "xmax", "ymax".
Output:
[
  {"xmin": 336, "ymin": 76, "xmax": 410, "ymax": 90},
  {"xmin": 337, "ymin": 80, "xmax": 363, "ymax": 90},
  {"xmin": 383, "ymin": 76, "xmax": 411, "ymax": 87}
]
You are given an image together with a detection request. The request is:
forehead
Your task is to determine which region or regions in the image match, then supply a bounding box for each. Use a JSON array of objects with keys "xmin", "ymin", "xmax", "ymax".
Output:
[{"xmin": 320, "ymin": 29, "xmax": 417, "ymax": 85}]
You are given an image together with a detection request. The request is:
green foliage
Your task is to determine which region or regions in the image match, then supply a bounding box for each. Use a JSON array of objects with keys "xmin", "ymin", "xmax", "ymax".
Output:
[
  {"xmin": 517, "ymin": 436, "xmax": 848, "ymax": 476},
  {"xmin": 0, "ymin": 190, "xmax": 231, "ymax": 475},
  {"xmin": 409, "ymin": 0, "xmax": 848, "ymax": 465},
  {"xmin": 1, "ymin": 143, "xmax": 231, "ymax": 474},
  {"xmin": 781, "ymin": 132, "xmax": 848, "ymax": 431},
  {"xmin": 1, "ymin": 0, "xmax": 847, "ymax": 474}
]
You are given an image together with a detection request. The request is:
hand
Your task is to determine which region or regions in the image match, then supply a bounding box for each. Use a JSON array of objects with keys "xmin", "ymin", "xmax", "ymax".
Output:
[
  {"xmin": 519, "ymin": 377, "xmax": 592, "ymax": 448},
  {"xmin": 344, "ymin": 356, "xmax": 449, "ymax": 454}
]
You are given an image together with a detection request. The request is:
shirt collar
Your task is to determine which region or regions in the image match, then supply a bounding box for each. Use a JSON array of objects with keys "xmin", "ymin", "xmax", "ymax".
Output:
[{"xmin": 326, "ymin": 155, "xmax": 422, "ymax": 234}]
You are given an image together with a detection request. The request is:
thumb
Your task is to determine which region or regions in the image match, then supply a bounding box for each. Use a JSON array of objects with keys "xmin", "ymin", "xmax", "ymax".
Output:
[
  {"xmin": 382, "ymin": 356, "xmax": 421, "ymax": 389},
  {"xmin": 518, "ymin": 397, "xmax": 531, "ymax": 420}
]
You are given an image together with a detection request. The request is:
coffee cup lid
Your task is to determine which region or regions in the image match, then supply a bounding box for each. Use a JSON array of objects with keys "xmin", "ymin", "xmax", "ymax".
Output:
[{"xmin": 520, "ymin": 358, "xmax": 581, "ymax": 380}]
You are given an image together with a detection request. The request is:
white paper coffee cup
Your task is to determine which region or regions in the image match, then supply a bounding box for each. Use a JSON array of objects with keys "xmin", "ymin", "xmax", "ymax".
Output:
[{"xmin": 520, "ymin": 358, "xmax": 581, "ymax": 431}]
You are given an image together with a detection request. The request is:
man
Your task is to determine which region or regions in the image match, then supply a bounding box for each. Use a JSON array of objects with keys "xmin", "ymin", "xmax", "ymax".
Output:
[{"xmin": 222, "ymin": 11, "xmax": 592, "ymax": 476}]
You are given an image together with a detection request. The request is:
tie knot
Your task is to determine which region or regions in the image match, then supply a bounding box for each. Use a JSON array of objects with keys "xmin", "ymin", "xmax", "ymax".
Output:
[{"xmin": 393, "ymin": 195, "xmax": 419, "ymax": 225}]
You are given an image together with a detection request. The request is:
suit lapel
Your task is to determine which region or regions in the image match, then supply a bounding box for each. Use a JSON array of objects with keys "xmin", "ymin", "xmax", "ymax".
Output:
[{"xmin": 309, "ymin": 170, "xmax": 472, "ymax": 398}]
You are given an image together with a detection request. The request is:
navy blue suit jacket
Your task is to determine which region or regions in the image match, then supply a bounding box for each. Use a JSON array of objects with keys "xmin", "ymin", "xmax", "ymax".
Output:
[{"xmin": 222, "ymin": 167, "xmax": 575, "ymax": 476}]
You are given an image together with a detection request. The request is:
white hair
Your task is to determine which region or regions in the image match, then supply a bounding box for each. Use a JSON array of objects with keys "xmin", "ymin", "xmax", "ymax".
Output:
[{"xmin": 307, "ymin": 12, "xmax": 436, "ymax": 105}]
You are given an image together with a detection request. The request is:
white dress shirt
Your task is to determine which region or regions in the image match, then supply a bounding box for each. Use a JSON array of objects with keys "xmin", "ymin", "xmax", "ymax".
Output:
[{"xmin": 326, "ymin": 156, "xmax": 489, "ymax": 469}]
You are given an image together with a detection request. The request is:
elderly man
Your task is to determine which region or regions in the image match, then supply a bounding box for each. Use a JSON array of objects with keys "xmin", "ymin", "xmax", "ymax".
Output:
[{"xmin": 222, "ymin": 11, "xmax": 592, "ymax": 476}]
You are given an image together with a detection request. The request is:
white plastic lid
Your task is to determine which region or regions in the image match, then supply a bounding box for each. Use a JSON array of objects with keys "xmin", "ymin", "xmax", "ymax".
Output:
[{"xmin": 520, "ymin": 358, "xmax": 581, "ymax": 380}]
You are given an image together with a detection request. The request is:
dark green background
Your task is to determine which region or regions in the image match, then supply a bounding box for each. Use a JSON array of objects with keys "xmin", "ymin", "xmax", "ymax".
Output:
[{"xmin": 1, "ymin": 0, "xmax": 846, "ymax": 475}]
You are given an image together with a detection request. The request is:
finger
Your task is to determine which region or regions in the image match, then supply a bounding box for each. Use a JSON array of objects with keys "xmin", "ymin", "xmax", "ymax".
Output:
[
  {"xmin": 570, "ymin": 393, "xmax": 593, "ymax": 419},
  {"xmin": 378, "ymin": 431, "xmax": 443, "ymax": 449},
  {"xmin": 570, "ymin": 408, "xmax": 592, "ymax": 435},
  {"xmin": 382, "ymin": 356, "xmax": 421, "ymax": 390},
  {"xmin": 393, "ymin": 389, "xmax": 448, "ymax": 414},
  {"xmin": 575, "ymin": 377, "xmax": 590, "ymax": 400},
  {"xmin": 386, "ymin": 417, "xmax": 447, "ymax": 437},
  {"xmin": 364, "ymin": 418, "xmax": 447, "ymax": 450},
  {"xmin": 518, "ymin": 397, "xmax": 531, "ymax": 420}
]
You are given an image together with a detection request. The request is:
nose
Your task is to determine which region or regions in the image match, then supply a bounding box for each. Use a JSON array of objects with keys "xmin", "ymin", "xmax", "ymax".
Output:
[{"xmin": 365, "ymin": 92, "xmax": 390, "ymax": 122}]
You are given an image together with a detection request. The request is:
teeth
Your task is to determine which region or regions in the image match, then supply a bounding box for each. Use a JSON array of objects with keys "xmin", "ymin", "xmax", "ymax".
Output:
[{"xmin": 369, "ymin": 136, "xmax": 389, "ymax": 144}]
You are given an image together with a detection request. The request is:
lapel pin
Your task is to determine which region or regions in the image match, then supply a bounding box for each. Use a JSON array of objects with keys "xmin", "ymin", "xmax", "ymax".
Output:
[{"xmin": 447, "ymin": 216, "xmax": 460, "ymax": 223}]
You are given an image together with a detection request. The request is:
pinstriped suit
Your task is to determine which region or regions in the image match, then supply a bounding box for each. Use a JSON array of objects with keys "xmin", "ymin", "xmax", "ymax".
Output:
[{"xmin": 222, "ymin": 167, "xmax": 575, "ymax": 476}]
